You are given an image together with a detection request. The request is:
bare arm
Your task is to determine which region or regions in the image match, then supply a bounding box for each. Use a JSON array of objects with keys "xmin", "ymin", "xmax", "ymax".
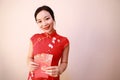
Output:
[
  {"xmin": 59, "ymin": 44, "xmax": 70, "ymax": 74},
  {"xmin": 27, "ymin": 40, "xmax": 39, "ymax": 72},
  {"xmin": 27, "ymin": 40, "xmax": 33, "ymax": 64},
  {"xmin": 44, "ymin": 44, "xmax": 70, "ymax": 77}
]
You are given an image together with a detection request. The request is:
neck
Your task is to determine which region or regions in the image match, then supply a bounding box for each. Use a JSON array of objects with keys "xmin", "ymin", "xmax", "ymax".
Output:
[{"xmin": 47, "ymin": 29, "xmax": 55, "ymax": 34}]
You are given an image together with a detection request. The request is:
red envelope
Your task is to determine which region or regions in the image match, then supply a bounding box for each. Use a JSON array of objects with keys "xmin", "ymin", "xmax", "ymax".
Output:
[{"xmin": 34, "ymin": 53, "xmax": 53, "ymax": 78}]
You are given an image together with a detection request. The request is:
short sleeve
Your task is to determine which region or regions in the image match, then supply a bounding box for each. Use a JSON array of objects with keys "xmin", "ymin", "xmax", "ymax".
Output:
[
  {"xmin": 30, "ymin": 34, "xmax": 40, "ymax": 45},
  {"xmin": 63, "ymin": 37, "xmax": 69, "ymax": 48}
]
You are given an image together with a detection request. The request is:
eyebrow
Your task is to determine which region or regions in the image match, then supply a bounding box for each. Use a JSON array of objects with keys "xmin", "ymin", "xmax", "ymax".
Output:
[{"xmin": 36, "ymin": 15, "xmax": 50, "ymax": 21}]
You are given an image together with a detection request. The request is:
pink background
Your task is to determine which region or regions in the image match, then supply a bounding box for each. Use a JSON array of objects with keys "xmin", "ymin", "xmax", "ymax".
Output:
[{"xmin": 0, "ymin": 0, "xmax": 120, "ymax": 80}]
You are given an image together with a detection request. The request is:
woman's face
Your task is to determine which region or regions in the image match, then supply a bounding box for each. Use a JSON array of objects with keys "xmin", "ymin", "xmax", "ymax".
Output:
[{"xmin": 36, "ymin": 10, "xmax": 55, "ymax": 34}]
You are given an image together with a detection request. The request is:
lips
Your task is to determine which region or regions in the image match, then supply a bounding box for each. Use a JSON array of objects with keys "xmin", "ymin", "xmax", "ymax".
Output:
[{"xmin": 43, "ymin": 26, "xmax": 50, "ymax": 30}]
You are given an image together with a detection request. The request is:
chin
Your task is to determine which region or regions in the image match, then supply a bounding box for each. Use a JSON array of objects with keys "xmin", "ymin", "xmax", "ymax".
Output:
[
  {"xmin": 43, "ymin": 28, "xmax": 53, "ymax": 33},
  {"xmin": 44, "ymin": 30, "xmax": 51, "ymax": 33}
]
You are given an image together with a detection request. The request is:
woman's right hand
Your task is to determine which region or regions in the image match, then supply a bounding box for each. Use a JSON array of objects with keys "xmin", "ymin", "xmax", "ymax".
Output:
[{"xmin": 28, "ymin": 61, "xmax": 39, "ymax": 72}]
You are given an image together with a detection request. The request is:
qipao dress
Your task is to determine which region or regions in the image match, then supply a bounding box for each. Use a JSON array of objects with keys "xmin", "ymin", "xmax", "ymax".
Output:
[{"xmin": 28, "ymin": 31, "xmax": 69, "ymax": 80}]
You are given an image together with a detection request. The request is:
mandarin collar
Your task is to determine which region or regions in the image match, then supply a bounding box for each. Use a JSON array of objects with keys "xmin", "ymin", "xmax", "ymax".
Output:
[{"xmin": 44, "ymin": 30, "xmax": 57, "ymax": 38}]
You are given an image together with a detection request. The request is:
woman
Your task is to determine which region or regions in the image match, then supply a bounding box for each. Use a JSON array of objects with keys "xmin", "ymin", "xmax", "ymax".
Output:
[{"xmin": 27, "ymin": 5, "xmax": 70, "ymax": 80}]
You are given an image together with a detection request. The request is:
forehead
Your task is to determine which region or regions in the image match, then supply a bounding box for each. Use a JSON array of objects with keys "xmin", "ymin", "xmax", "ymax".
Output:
[{"xmin": 36, "ymin": 10, "xmax": 51, "ymax": 20}]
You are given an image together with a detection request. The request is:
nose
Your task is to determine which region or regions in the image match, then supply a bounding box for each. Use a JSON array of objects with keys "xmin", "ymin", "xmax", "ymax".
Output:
[{"xmin": 42, "ymin": 21, "xmax": 47, "ymax": 27}]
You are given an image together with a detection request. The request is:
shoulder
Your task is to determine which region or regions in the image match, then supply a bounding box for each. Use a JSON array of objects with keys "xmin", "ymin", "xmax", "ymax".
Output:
[
  {"xmin": 56, "ymin": 33, "xmax": 69, "ymax": 41},
  {"xmin": 56, "ymin": 33, "xmax": 70, "ymax": 47},
  {"xmin": 30, "ymin": 33, "xmax": 44, "ymax": 41}
]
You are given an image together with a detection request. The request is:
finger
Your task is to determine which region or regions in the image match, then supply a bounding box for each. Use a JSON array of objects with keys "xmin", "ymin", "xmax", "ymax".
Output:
[
  {"xmin": 44, "ymin": 66, "xmax": 59, "ymax": 74},
  {"xmin": 45, "ymin": 69, "xmax": 52, "ymax": 74},
  {"xmin": 30, "ymin": 66, "xmax": 39, "ymax": 71},
  {"xmin": 30, "ymin": 62, "xmax": 39, "ymax": 66},
  {"xmin": 45, "ymin": 71, "xmax": 58, "ymax": 77},
  {"xmin": 45, "ymin": 66, "xmax": 58, "ymax": 70},
  {"xmin": 29, "ymin": 62, "xmax": 39, "ymax": 71},
  {"xmin": 45, "ymin": 69, "xmax": 59, "ymax": 76},
  {"xmin": 52, "ymin": 74, "xmax": 58, "ymax": 77}
]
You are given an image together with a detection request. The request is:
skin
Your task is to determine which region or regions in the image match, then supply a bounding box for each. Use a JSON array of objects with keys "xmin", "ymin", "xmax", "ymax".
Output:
[
  {"xmin": 36, "ymin": 10, "xmax": 55, "ymax": 34},
  {"xmin": 27, "ymin": 10, "xmax": 69, "ymax": 77}
]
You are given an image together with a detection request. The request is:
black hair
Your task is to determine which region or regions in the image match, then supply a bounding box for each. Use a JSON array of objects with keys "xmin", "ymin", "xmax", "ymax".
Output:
[{"xmin": 34, "ymin": 5, "xmax": 55, "ymax": 21}]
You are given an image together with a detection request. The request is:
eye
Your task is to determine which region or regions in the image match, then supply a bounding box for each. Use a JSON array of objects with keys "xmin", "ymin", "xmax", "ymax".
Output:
[
  {"xmin": 45, "ymin": 17, "xmax": 50, "ymax": 20},
  {"xmin": 37, "ymin": 20, "xmax": 42, "ymax": 23}
]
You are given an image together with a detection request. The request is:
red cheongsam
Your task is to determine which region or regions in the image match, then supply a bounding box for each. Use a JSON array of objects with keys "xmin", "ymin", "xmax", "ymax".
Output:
[{"xmin": 28, "ymin": 31, "xmax": 69, "ymax": 80}]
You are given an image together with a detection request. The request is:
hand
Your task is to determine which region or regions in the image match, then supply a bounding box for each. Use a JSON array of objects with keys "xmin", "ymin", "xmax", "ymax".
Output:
[
  {"xmin": 28, "ymin": 61, "xmax": 39, "ymax": 72},
  {"xmin": 41, "ymin": 66, "xmax": 60, "ymax": 77}
]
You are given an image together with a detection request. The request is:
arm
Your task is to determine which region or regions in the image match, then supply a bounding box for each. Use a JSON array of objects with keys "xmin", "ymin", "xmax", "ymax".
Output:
[
  {"xmin": 27, "ymin": 40, "xmax": 33, "ymax": 64},
  {"xmin": 27, "ymin": 40, "xmax": 39, "ymax": 72},
  {"xmin": 44, "ymin": 44, "xmax": 70, "ymax": 77},
  {"xmin": 59, "ymin": 44, "xmax": 70, "ymax": 74}
]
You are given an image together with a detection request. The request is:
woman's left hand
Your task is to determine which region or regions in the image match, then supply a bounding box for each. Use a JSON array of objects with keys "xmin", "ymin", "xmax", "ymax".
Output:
[{"xmin": 41, "ymin": 66, "xmax": 60, "ymax": 77}]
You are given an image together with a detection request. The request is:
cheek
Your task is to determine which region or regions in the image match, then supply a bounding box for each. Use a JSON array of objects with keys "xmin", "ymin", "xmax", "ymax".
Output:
[
  {"xmin": 48, "ymin": 19, "xmax": 54, "ymax": 24},
  {"xmin": 49, "ymin": 21, "xmax": 54, "ymax": 26},
  {"xmin": 37, "ymin": 24, "xmax": 42, "ymax": 28}
]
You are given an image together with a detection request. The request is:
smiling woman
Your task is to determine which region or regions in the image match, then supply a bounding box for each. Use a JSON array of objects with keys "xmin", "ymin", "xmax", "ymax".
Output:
[
  {"xmin": 27, "ymin": 5, "xmax": 70, "ymax": 80},
  {"xmin": 1, "ymin": 0, "xmax": 120, "ymax": 80},
  {"xmin": 36, "ymin": 10, "xmax": 55, "ymax": 34}
]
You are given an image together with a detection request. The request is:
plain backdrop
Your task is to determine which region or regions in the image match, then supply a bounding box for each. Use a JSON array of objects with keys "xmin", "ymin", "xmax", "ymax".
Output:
[{"xmin": 0, "ymin": 0, "xmax": 120, "ymax": 80}]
